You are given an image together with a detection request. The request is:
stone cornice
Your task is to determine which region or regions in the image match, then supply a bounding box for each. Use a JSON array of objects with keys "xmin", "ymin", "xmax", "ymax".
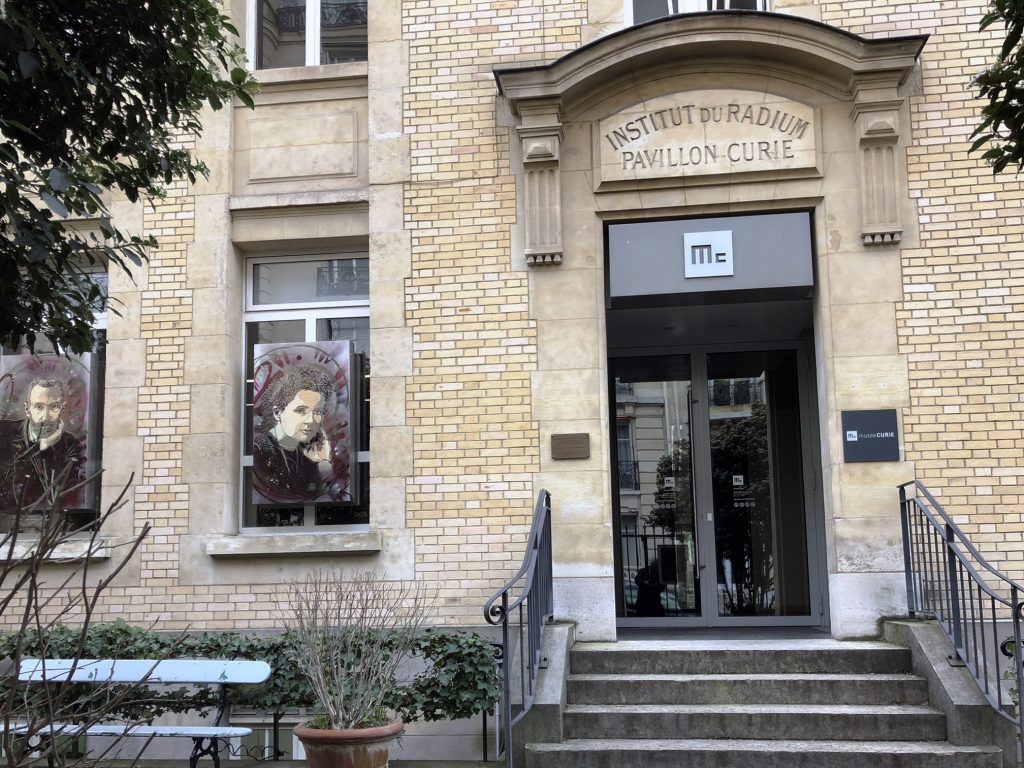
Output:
[{"xmin": 495, "ymin": 12, "xmax": 927, "ymax": 117}]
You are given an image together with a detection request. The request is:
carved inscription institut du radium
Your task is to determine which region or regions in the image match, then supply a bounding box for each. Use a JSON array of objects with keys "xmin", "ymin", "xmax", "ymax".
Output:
[{"xmin": 599, "ymin": 90, "xmax": 817, "ymax": 182}]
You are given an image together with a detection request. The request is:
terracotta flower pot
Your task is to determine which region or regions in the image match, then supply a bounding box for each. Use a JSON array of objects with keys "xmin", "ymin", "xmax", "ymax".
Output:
[{"xmin": 294, "ymin": 719, "xmax": 403, "ymax": 768}]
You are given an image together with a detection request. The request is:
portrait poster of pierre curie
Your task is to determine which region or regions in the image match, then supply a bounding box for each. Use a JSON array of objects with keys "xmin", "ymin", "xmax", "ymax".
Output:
[
  {"xmin": 252, "ymin": 341, "xmax": 353, "ymax": 506},
  {"xmin": 0, "ymin": 354, "xmax": 92, "ymax": 514}
]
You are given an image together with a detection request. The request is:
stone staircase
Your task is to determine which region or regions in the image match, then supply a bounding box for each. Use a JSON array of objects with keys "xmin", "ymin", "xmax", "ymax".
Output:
[{"xmin": 524, "ymin": 639, "xmax": 1004, "ymax": 767}]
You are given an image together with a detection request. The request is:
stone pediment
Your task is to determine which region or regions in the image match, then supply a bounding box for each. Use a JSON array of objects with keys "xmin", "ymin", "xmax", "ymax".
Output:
[{"xmin": 495, "ymin": 13, "xmax": 926, "ymax": 118}]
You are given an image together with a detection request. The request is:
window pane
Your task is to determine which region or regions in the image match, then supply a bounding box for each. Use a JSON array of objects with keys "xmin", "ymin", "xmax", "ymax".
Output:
[
  {"xmin": 75, "ymin": 270, "xmax": 108, "ymax": 315},
  {"xmin": 319, "ymin": 317, "xmax": 370, "ymax": 454},
  {"xmin": 252, "ymin": 257, "xmax": 369, "ymax": 306},
  {"xmin": 258, "ymin": 0, "xmax": 308, "ymax": 69},
  {"xmin": 322, "ymin": 0, "xmax": 368, "ymax": 63},
  {"xmin": 707, "ymin": 0, "xmax": 765, "ymax": 8},
  {"xmin": 242, "ymin": 467, "xmax": 306, "ymax": 526},
  {"xmin": 633, "ymin": 0, "xmax": 674, "ymax": 23},
  {"xmin": 316, "ymin": 317, "xmax": 369, "ymax": 354}
]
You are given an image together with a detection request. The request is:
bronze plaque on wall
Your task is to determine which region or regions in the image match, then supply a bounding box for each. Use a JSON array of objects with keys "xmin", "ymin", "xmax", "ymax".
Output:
[{"xmin": 551, "ymin": 433, "xmax": 590, "ymax": 460}]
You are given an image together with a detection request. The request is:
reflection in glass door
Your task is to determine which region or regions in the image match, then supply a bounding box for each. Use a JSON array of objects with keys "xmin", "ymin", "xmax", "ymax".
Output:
[
  {"xmin": 706, "ymin": 350, "xmax": 811, "ymax": 619},
  {"xmin": 613, "ymin": 348, "xmax": 816, "ymax": 625},
  {"xmin": 613, "ymin": 355, "xmax": 700, "ymax": 619}
]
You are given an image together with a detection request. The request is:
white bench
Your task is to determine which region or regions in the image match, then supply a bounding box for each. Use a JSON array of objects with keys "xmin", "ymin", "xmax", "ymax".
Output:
[{"xmin": 15, "ymin": 658, "xmax": 271, "ymax": 768}]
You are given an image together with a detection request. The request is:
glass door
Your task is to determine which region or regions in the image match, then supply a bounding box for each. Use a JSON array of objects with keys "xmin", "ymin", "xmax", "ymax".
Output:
[
  {"xmin": 613, "ymin": 355, "xmax": 701, "ymax": 620},
  {"xmin": 703, "ymin": 350, "xmax": 812, "ymax": 620},
  {"xmin": 613, "ymin": 348, "xmax": 818, "ymax": 626}
]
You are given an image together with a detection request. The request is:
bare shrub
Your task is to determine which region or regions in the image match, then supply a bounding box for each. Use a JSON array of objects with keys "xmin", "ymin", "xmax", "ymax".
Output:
[
  {"xmin": 284, "ymin": 569, "xmax": 434, "ymax": 730},
  {"xmin": 0, "ymin": 470, "xmax": 157, "ymax": 768}
]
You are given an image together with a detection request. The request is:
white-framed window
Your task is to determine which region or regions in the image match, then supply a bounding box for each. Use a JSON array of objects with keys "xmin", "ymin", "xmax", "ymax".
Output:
[
  {"xmin": 617, "ymin": 419, "xmax": 641, "ymax": 492},
  {"xmin": 247, "ymin": 0, "xmax": 368, "ymax": 70},
  {"xmin": 0, "ymin": 269, "xmax": 108, "ymax": 532},
  {"xmin": 626, "ymin": 0, "xmax": 768, "ymax": 25},
  {"xmin": 242, "ymin": 253, "xmax": 370, "ymax": 531}
]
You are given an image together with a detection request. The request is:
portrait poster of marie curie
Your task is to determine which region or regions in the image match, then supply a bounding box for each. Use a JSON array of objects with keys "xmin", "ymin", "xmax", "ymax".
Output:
[
  {"xmin": 252, "ymin": 341, "xmax": 353, "ymax": 506},
  {"xmin": 0, "ymin": 354, "xmax": 91, "ymax": 515}
]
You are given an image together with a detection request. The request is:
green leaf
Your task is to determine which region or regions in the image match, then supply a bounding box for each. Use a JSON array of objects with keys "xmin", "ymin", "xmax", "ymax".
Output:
[
  {"xmin": 18, "ymin": 49, "xmax": 41, "ymax": 78},
  {"xmin": 40, "ymin": 192, "xmax": 69, "ymax": 218},
  {"xmin": 0, "ymin": 0, "xmax": 257, "ymax": 351},
  {"xmin": 48, "ymin": 167, "xmax": 71, "ymax": 193}
]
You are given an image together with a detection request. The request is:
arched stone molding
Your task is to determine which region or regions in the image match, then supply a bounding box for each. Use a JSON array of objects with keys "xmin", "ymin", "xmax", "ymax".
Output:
[{"xmin": 496, "ymin": 12, "xmax": 926, "ymax": 257}]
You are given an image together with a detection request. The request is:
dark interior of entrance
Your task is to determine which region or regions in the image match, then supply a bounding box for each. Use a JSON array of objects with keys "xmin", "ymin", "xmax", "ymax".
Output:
[{"xmin": 608, "ymin": 299, "xmax": 818, "ymax": 626}]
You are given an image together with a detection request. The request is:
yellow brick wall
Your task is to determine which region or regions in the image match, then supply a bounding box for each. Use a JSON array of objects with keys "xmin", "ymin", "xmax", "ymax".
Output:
[
  {"xmin": 103, "ymin": 150, "xmax": 294, "ymax": 630},
  {"xmin": 137, "ymin": 164, "xmax": 193, "ymax": 595},
  {"xmin": 402, "ymin": 0, "xmax": 587, "ymax": 621},
  {"xmin": 823, "ymin": 0, "xmax": 1024, "ymax": 578}
]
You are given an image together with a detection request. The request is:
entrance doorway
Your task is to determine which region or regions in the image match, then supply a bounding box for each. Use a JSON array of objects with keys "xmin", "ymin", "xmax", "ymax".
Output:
[
  {"xmin": 605, "ymin": 211, "xmax": 825, "ymax": 628},
  {"xmin": 611, "ymin": 346, "xmax": 823, "ymax": 627}
]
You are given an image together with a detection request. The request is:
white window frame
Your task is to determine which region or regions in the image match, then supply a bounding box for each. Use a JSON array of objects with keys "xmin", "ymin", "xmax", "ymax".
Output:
[
  {"xmin": 245, "ymin": 253, "xmax": 369, "ymax": 313},
  {"xmin": 82, "ymin": 267, "xmax": 109, "ymax": 332},
  {"xmin": 246, "ymin": 0, "xmax": 323, "ymax": 68},
  {"xmin": 241, "ymin": 252, "xmax": 370, "ymax": 532},
  {"xmin": 625, "ymin": 0, "xmax": 769, "ymax": 25},
  {"xmin": 616, "ymin": 418, "xmax": 642, "ymax": 495}
]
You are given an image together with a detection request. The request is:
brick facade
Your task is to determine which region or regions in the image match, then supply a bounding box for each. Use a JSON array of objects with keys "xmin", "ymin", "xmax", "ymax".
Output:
[
  {"xmin": 5, "ymin": 0, "xmax": 1023, "ymax": 641},
  {"xmin": 822, "ymin": 0, "xmax": 1024, "ymax": 578}
]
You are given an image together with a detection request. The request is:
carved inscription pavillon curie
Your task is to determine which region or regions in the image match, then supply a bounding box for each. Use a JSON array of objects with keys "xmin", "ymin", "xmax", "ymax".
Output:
[{"xmin": 598, "ymin": 90, "xmax": 818, "ymax": 183}]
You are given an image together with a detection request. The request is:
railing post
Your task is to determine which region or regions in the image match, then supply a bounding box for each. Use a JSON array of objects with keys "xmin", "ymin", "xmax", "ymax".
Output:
[
  {"xmin": 1012, "ymin": 588, "xmax": 1024, "ymax": 768},
  {"xmin": 500, "ymin": 591, "xmax": 512, "ymax": 768},
  {"xmin": 946, "ymin": 523, "xmax": 964, "ymax": 655},
  {"xmin": 899, "ymin": 485, "xmax": 916, "ymax": 616}
]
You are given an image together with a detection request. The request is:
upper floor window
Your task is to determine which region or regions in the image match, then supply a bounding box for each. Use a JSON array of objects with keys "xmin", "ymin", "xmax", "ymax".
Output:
[
  {"xmin": 627, "ymin": 0, "xmax": 768, "ymax": 25},
  {"xmin": 242, "ymin": 254, "xmax": 370, "ymax": 531},
  {"xmin": 250, "ymin": 0, "xmax": 368, "ymax": 69}
]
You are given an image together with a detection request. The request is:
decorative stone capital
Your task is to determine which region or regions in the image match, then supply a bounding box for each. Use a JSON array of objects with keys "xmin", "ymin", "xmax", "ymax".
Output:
[
  {"xmin": 516, "ymin": 121, "xmax": 563, "ymax": 267},
  {"xmin": 521, "ymin": 131, "xmax": 560, "ymax": 165},
  {"xmin": 851, "ymin": 98, "xmax": 905, "ymax": 247},
  {"xmin": 852, "ymin": 99, "xmax": 902, "ymax": 139}
]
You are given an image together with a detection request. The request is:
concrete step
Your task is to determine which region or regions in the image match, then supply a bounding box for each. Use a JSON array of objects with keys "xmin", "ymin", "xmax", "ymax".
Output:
[
  {"xmin": 562, "ymin": 703, "xmax": 947, "ymax": 741},
  {"xmin": 571, "ymin": 640, "xmax": 911, "ymax": 675},
  {"xmin": 524, "ymin": 738, "xmax": 1003, "ymax": 768},
  {"xmin": 568, "ymin": 672, "xmax": 929, "ymax": 705}
]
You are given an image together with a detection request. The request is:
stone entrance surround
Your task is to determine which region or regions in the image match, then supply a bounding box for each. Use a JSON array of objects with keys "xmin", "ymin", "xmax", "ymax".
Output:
[{"xmin": 495, "ymin": 13, "xmax": 926, "ymax": 639}]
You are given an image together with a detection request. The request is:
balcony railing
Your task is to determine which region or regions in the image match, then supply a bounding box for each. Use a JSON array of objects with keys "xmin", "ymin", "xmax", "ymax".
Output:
[
  {"xmin": 275, "ymin": 1, "xmax": 368, "ymax": 33},
  {"xmin": 618, "ymin": 459, "xmax": 640, "ymax": 491}
]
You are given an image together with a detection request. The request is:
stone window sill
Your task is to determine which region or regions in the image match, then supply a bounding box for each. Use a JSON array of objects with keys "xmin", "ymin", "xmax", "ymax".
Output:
[
  {"xmin": 229, "ymin": 189, "xmax": 369, "ymax": 213},
  {"xmin": 246, "ymin": 62, "xmax": 368, "ymax": 88},
  {"xmin": 205, "ymin": 531, "xmax": 382, "ymax": 558},
  {"xmin": 0, "ymin": 536, "xmax": 131, "ymax": 563}
]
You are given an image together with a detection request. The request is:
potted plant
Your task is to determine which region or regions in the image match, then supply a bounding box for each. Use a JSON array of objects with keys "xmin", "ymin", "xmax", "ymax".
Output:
[{"xmin": 285, "ymin": 569, "xmax": 433, "ymax": 768}]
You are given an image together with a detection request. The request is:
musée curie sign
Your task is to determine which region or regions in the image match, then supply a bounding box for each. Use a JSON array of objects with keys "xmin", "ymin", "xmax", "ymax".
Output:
[{"xmin": 599, "ymin": 90, "xmax": 817, "ymax": 183}]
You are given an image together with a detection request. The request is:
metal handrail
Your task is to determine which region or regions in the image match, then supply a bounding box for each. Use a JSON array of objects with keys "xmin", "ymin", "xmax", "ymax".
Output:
[
  {"xmin": 899, "ymin": 479, "xmax": 1024, "ymax": 765},
  {"xmin": 483, "ymin": 489, "xmax": 553, "ymax": 768}
]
